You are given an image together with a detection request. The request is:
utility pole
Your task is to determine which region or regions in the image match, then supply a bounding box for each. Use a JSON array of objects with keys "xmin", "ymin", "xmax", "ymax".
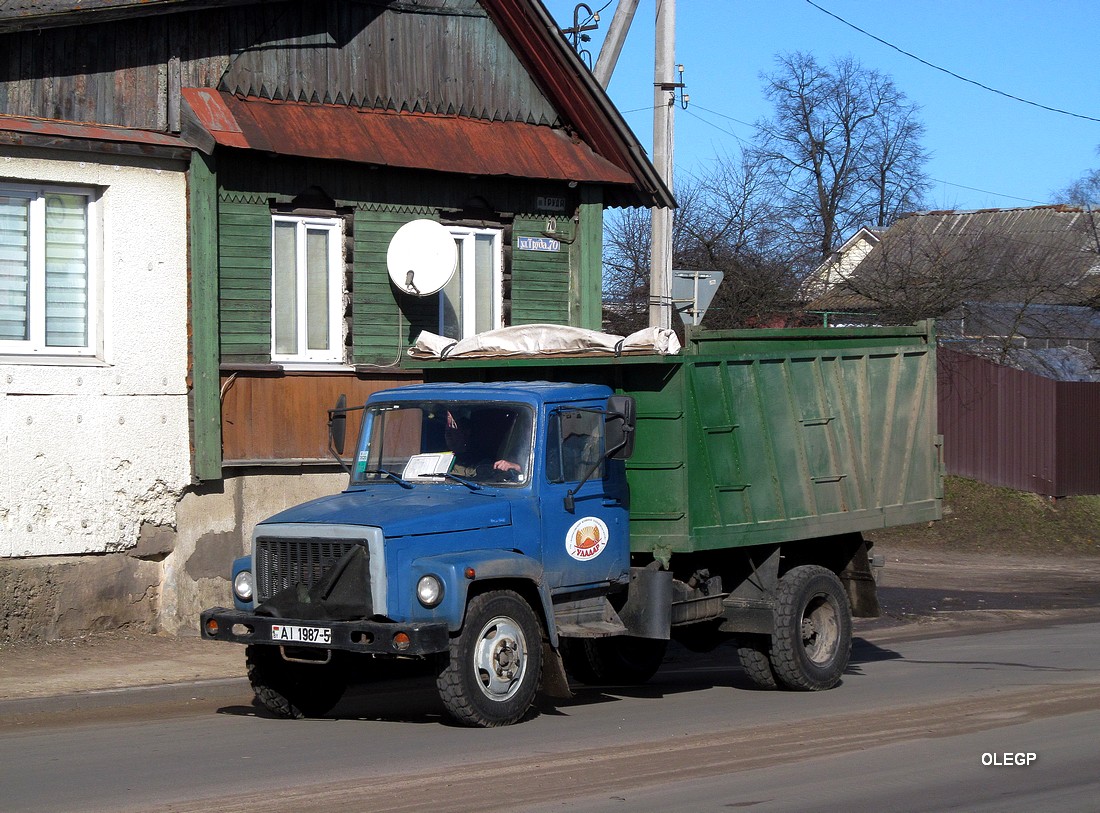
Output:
[
  {"xmin": 593, "ymin": 0, "xmax": 639, "ymax": 88},
  {"xmin": 649, "ymin": 0, "xmax": 676, "ymax": 329}
]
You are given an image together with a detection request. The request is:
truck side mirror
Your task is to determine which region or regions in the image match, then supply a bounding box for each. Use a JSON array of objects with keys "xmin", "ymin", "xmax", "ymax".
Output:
[
  {"xmin": 605, "ymin": 395, "xmax": 636, "ymax": 460},
  {"xmin": 329, "ymin": 394, "xmax": 348, "ymax": 457}
]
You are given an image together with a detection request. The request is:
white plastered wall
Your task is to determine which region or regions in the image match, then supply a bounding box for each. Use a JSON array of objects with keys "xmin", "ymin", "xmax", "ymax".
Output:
[{"xmin": 0, "ymin": 149, "xmax": 192, "ymax": 557}]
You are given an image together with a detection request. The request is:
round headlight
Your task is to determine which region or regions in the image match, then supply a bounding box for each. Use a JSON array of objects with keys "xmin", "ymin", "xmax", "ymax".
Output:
[
  {"xmin": 233, "ymin": 570, "xmax": 254, "ymax": 602},
  {"xmin": 416, "ymin": 574, "xmax": 444, "ymax": 608}
]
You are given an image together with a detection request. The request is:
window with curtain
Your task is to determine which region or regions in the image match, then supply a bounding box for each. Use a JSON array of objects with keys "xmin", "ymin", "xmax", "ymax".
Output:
[
  {"xmin": 0, "ymin": 184, "xmax": 94, "ymax": 355},
  {"xmin": 271, "ymin": 215, "xmax": 344, "ymax": 364},
  {"xmin": 437, "ymin": 227, "xmax": 503, "ymax": 340}
]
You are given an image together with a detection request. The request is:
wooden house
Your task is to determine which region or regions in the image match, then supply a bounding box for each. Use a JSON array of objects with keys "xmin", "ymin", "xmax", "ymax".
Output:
[{"xmin": 0, "ymin": 0, "xmax": 670, "ymax": 638}]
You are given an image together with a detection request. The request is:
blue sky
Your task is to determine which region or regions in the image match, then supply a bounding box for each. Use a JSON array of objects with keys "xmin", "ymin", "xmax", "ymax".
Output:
[{"xmin": 543, "ymin": 0, "xmax": 1100, "ymax": 212}]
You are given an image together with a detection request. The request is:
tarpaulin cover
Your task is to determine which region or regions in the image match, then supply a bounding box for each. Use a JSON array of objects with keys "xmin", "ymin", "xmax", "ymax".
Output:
[{"xmin": 408, "ymin": 324, "xmax": 682, "ymax": 359}]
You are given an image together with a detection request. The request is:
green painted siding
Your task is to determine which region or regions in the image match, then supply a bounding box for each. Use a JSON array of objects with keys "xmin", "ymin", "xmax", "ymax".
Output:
[
  {"xmin": 218, "ymin": 198, "xmax": 272, "ymax": 362},
  {"xmin": 511, "ymin": 215, "xmax": 571, "ymax": 326},
  {"xmin": 216, "ymin": 158, "xmax": 584, "ymax": 366},
  {"xmin": 189, "ymin": 151, "xmax": 222, "ymax": 479}
]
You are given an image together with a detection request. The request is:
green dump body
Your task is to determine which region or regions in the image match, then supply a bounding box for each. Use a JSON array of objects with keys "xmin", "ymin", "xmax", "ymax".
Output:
[{"xmin": 416, "ymin": 322, "xmax": 942, "ymax": 561}]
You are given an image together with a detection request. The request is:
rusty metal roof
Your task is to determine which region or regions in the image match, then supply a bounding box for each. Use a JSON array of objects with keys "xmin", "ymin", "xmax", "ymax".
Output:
[
  {"xmin": 182, "ymin": 88, "xmax": 634, "ymax": 186},
  {"xmin": 0, "ymin": 113, "xmax": 192, "ymax": 160}
]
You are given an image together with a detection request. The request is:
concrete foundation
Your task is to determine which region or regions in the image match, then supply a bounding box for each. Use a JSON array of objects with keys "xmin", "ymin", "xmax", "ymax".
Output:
[{"xmin": 0, "ymin": 468, "xmax": 348, "ymax": 642}]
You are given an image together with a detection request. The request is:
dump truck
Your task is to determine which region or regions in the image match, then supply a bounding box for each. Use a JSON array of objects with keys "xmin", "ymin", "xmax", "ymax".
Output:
[{"xmin": 201, "ymin": 322, "xmax": 941, "ymax": 727}]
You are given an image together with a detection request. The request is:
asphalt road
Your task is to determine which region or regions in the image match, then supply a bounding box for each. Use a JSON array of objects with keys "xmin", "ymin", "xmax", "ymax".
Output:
[{"xmin": 1, "ymin": 619, "xmax": 1098, "ymax": 813}]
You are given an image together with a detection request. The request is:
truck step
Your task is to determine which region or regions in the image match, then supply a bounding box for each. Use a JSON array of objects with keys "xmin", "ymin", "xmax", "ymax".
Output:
[
  {"xmin": 555, "ymin": 619, "xmax": 629, "ymax": 638},
  {"xmin": 553, "ymin": 595, "xmax": 629, "ymax": 638}
]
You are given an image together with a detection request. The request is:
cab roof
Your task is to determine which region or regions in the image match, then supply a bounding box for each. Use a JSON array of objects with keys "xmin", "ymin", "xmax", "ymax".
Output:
[{"xmin": 369, "ymin": 380, "xmax": 612, "ymax": 407}]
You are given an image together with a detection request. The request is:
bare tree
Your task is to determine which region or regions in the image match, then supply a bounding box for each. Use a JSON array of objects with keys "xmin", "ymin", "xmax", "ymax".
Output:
[
  {"xmin": 603, "ymin": 157, "xmax": 802, "ymax": 332},
  {"xmin": 753, "ymin": 52, "xmax": 930, "ymax": 272},
  {"xmin": 675, "ymin": 154, "xmax": 802, "ymax": 327},
  {"xmin": 602, "ymin": 206, "xmax": 651, "ymax": 335},
  {"xmin": 829, "ymin": 208, "xmax": 1100, "ymax": 363},
  {"xmin": 1053, "ymin": 146, "xmax": 1100, "ymax": 205}
]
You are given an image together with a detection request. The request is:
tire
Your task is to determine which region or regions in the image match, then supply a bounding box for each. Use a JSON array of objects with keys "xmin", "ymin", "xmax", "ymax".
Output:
[
  {"xmin": 736, "ymin": 633, "xmax": 779, "ymax": 689},
  {"xmin": 246, "ymin": 645, "xmax": 347, "ymax": 719},
  {"xmin": 768, "ymin": 565, "xmax": 852, "ymax": 691},
  {"xmin": 437, "ymin": 590, "xmax": 543, "ymax": 727},
  {"xmin": 559, "ymin": 636, "xmax": 667, "ymax": 686}
]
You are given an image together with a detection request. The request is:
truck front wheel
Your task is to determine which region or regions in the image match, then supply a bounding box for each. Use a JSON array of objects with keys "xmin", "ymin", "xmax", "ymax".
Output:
[
  {"xmin": 437, "ymin": 590, "xmax": 543, "ymax": 727},
  {"xmin": 768, "ymin": 565, "xmax": 852, "ymax": 691},
  {"xmin": 245, "ymin": 645, "xmax": 347, "ymax": 718}
]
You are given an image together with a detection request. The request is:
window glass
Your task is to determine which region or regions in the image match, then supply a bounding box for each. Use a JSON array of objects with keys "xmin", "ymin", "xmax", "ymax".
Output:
[
  {"xmin": 436, "ymin": 227, "xmax": 502, "ymax": 340},
  {"xmin": 305, "ymin": 226, "xmax": 330, "ymax": 351},
  {"xmin": 0, "ymin": 194, "xmax": 31, "ymax": 341},
  {"xmin": 547, "ymin": 409, "xmax": 604, "ymax": 483},
  {"xmin": 44, "ymin": 194, "xmax": 89, "ymax": 347},
  {"xmin": 272, "ymin": 220, "xmax": 298, "ymax": 355},
  {"xmin": 271, "ymin": 215, "xmax": 342, "ymax": 363},
  {"xmin": 0, "ymin": 184, "xmax": 94, "ymax": 355},
  {"xmin": 353, "ymin": 401, "xmax": 532, "ymax": 487}
]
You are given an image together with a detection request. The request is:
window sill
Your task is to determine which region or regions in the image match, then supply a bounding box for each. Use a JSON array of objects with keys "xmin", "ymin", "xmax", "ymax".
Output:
[
  {"xmin": 0, "ymin": 354, "xmax": 107, "ymax": 367},
  {"xmin": 219, "ymin": 362, "xmax": 358, "ymax": 374}
]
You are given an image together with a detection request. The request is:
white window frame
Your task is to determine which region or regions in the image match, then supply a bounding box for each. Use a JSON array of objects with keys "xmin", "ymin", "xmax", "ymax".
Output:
[
  {"xmin": 0, "ymin": 182, "xmax": 99, "ymax": 359},
  {"xmin": 270, "ymin": 214, "xmax": 345, "ymax": 365},
  {"xmin": 438, "ymin": 226, "xmax": 504, "ymax": 340}
]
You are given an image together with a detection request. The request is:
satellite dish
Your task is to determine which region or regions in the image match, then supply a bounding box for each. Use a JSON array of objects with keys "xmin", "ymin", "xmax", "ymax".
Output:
[{"xmin": 386, "ymin": 219, "xmax": 457, "ymax": 296}]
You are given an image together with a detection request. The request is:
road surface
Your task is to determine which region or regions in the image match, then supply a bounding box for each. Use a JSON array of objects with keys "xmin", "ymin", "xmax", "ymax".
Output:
[{"xmin": 1, "ymin": 618, "xmax": 1097, "ymax": 812}]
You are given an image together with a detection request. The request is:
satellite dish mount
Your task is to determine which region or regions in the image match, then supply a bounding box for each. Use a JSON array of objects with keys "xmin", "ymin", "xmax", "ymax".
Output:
[{"xmin": 386, "ymin": 219, "xmax": 458, "ymax": 297}]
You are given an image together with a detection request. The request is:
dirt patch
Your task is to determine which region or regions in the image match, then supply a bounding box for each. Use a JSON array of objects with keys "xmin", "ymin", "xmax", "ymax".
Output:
[{"xmin": 867, "ymin": 476, "xmax": 1100, "ymax": 557}]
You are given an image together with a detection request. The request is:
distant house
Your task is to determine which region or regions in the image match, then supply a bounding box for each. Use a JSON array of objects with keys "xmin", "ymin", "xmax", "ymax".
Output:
[
  {"xmin": 801, "ymin": 227, "xmax": 880, "ymax": 304},
  {"xmin": 808, "ymin": 205, "xmax": 1100, "ymax": 341},
  {"xmin": 0, "ymin": 0, "xmax": 671, "ymax": 639}
]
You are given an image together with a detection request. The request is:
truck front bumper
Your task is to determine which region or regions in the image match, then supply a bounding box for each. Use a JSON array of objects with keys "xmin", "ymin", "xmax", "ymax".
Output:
[{"xmin": 200, "ymin": 607, "xmax": 450, "ymax": 657}]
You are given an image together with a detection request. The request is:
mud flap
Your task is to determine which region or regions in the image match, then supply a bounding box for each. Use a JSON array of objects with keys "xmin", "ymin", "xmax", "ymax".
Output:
[{"xmin": 540, "ymin": 641, "xmax": 573, "ymax": 698}]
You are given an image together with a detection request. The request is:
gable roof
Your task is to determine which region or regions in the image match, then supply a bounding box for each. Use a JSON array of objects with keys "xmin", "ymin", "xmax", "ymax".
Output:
[
  {"xmin": 0, "ymin": 0, "xmax": 672, "ymax": 208},
  {"xmin": 811, "ymin": 205, "xmax": 1100, "ymax": 314}
]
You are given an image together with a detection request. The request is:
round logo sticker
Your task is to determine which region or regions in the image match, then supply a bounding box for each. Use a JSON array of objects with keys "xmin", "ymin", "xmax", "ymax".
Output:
[{"xmin": 566, "ymin": 517, "xmax": 609, "ymax": 561}]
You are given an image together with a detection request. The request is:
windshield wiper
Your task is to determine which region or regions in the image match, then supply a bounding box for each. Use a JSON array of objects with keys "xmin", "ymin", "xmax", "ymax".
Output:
[
  {"xmin": 360, "ymin": 469, "xmax": 414, "ymax": 489},
  {"xmin": 438, "ymin": 472, "xmax": 483, "ymax": 491}
]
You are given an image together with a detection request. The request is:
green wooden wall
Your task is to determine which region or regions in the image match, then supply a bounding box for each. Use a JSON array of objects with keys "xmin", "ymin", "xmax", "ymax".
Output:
[{"xmin": 214, "ymin": 156, "xmax": 601, "ymax": 367}]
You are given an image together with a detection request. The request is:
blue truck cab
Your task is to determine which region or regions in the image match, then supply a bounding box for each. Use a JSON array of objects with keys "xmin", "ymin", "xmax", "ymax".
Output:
[{"xmin": 201, "ymin": 380, "xmax": 641, "ymax": 726}]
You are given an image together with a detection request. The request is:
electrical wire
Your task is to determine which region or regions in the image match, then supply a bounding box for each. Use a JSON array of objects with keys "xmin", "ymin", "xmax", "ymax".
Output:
[{"xmin": 804, "ymin": 0, "xmax": 1100, "ymax": 124}]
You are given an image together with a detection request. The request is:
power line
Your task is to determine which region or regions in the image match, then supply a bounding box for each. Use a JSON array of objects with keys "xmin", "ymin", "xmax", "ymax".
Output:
[
  {"xmin": 804, "ymin": 0, "xmax": 1100, "ymax": 124},
  {"xmin": 614, "ymin": 88, "xmax": 1052, "ymax": 206},
  {"xmin": 928, "ymin": 178, "xmax": 1045, "ymax": 206}
]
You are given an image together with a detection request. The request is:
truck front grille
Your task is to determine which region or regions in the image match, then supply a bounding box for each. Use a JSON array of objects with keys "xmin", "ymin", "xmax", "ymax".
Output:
[{"xmin": 254, "ymin": 536, "xmax": 361, "ymax": 603}]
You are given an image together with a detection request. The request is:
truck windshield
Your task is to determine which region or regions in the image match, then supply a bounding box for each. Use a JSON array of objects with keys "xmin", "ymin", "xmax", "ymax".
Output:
[{"xmin": 352, "ymin": 402, "xmax": 534, "ymax": 487}]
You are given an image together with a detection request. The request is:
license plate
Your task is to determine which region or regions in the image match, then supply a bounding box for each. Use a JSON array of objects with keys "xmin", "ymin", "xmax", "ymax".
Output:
[{"xmin": 271, "ymin": 624, "xmax": 332, "ymax": 645}]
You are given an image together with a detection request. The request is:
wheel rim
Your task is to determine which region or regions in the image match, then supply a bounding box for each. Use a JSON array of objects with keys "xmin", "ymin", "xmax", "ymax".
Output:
[
  {"xmin": 800, "ymin": 593, "xmax": 840, "ymax": 666},
  {"xmin": 473, "ymin": 615, "xmax": 528, "ymax": 701}
]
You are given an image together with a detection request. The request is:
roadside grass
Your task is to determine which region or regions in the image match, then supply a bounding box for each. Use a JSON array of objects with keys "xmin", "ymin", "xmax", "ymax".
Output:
[{"xmin": 866, "ymin": 476, "xmax": 1100, "ymax": 557}]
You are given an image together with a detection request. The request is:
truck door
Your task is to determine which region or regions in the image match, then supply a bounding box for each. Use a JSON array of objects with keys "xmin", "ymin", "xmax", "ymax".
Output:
[{"xmin": 539, "ymin": 406, "xmax": 630, "ymax": 589}]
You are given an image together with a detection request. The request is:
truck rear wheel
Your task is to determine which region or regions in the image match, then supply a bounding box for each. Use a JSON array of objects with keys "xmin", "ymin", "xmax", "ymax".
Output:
[
  {"xmin": 245, "ymin": 645, "xmax": 347, "ymax": 718},
  {"xmin": 736, "ymin": 634, "xmax": 779, "ymax": 689},
  {"xmin": 437, "ymin": 590, "xmax": 542, "ymax": 727},
  {"xmin": 769, "ymin": 565, "xmax": 852, "ymax": 691}
]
